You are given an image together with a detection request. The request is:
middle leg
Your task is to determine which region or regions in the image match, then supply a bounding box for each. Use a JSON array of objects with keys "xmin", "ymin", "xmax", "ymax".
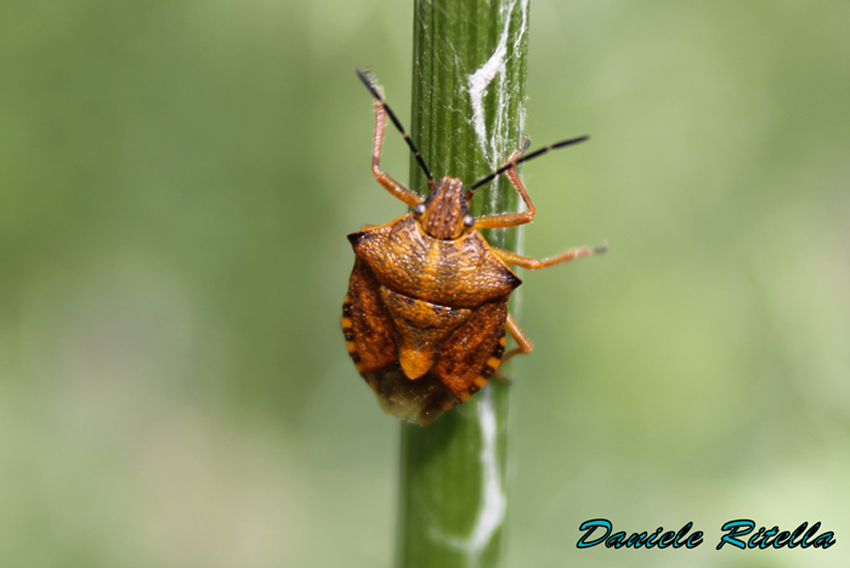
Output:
[{"xmin": 492, "ymin": 242, "xmax": 607, "ymax": 270}]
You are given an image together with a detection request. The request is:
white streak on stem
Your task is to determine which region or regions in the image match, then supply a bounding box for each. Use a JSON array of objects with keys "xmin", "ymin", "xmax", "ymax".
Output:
[
  {"xmin": 430, "ymin": 387, "xmax": 505, "ymax": 567},
  {"xmin": 468, "ymin": 0, "xmax": 529, "ymax": 217},
  {"xmin": 467, "ymin": 0, "xmax": 518, "ymax": 168},
  {"xmin": 467, "ymin": 387, "xmax": 506, "ymax": 560}
]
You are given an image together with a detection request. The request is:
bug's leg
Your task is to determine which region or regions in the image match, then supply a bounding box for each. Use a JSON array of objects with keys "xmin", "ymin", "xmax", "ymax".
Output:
[
  {"xmin": 357, "ymin": 69, "xmax": 434, "ymax": 204},
  {"xmin": 492, "ymin": 241, "xmax": 608, "ymax": 270},
  {"xmin": 473, "ymin": 147, "xmax": 538, "ymax": 230},
  {"xmin": 493, "ymin": 314, "xmax": 534, "ymax": 382},
  {"xmin": 370, "ymin": 99, "xmax": 423, "ymax": 208}
]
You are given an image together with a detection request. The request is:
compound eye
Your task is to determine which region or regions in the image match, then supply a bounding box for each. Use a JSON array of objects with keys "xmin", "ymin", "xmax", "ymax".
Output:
[
  {"xmin": 413, "ymin": 203, "xmax": 426, "ymax": 216},
  {"xmin": 463, "ymin": 214, "xmax": 475, "ymax": 228}
]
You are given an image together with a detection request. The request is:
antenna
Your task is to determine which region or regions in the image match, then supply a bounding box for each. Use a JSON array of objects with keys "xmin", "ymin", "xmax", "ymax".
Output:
[{"xmin": 470, "ymin": 135, "xmax": 589, "ymax": 191}]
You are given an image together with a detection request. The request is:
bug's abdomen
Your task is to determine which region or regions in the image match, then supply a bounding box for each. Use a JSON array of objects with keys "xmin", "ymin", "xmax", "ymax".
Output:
[{"xmin": 343, "ymin": 256, "xmax": 510, "ymax": 425}]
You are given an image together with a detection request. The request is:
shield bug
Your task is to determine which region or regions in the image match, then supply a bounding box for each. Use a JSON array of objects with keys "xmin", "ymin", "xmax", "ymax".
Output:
[{"xmin": 343, "ymin": 69, "xmax": 605, "ymax": 425}]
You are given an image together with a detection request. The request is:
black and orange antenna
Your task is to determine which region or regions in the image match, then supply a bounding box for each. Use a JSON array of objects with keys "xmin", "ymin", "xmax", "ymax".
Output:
[
  {"xmin": 355, "ymin": 68, "xmax": 435, "ymax": 190},
  {"xmin": 470, "ymin": 135, "xmax": 589, "ymax": 191}
]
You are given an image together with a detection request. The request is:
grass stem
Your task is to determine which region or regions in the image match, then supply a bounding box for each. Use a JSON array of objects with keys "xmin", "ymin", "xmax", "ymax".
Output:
[{"xmin": 395, "ymin": 1, "xmax": 529, "ymax": 567}]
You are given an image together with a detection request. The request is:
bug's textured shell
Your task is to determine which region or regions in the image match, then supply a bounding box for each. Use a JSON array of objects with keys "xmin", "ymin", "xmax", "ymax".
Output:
[
  {"xmin": 344, "ymin": 214, "xmax": 516, "ymax": 425},
  {"xmin": 348, "ymin": 214, "xmax": 521, "ymax": 309}
]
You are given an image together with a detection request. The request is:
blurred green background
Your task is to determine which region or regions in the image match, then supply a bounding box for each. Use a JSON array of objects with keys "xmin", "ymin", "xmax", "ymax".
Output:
[{"xmin": 2, "ymin": 0, "xmax": 849, "ymax": 566}]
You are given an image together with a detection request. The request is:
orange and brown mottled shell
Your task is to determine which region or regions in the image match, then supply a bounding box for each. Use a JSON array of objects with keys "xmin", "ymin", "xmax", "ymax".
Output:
[{"xmin": 342, "ymin": 214, "xmax": 519, "ymax": 425}]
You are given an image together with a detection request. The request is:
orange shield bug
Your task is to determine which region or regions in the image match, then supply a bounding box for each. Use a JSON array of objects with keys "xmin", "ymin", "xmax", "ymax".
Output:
[{"xmin": 343, "ymin": 69, "xmax": 606, "ymax": 425}]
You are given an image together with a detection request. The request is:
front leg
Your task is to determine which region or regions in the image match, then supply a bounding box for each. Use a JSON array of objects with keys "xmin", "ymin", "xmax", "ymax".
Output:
[
  {"xmin": 473, "ymin": 144, "xmax": 538, "ymax": 230},
  {"xmin": 369, "ymin": 99, "xmax": 423, "ymax": 208}
]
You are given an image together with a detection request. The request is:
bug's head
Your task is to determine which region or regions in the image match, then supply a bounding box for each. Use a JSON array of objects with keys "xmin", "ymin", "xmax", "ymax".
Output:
[{"xmin": 413, "ymin": 176, "xmax": 474, "ymax": 240}]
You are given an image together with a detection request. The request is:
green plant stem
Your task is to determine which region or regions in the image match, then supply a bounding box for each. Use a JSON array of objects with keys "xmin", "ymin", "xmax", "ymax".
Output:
[{"xmin": 396, "ymin": 1, "xmax": 529, "ymax": 567}]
